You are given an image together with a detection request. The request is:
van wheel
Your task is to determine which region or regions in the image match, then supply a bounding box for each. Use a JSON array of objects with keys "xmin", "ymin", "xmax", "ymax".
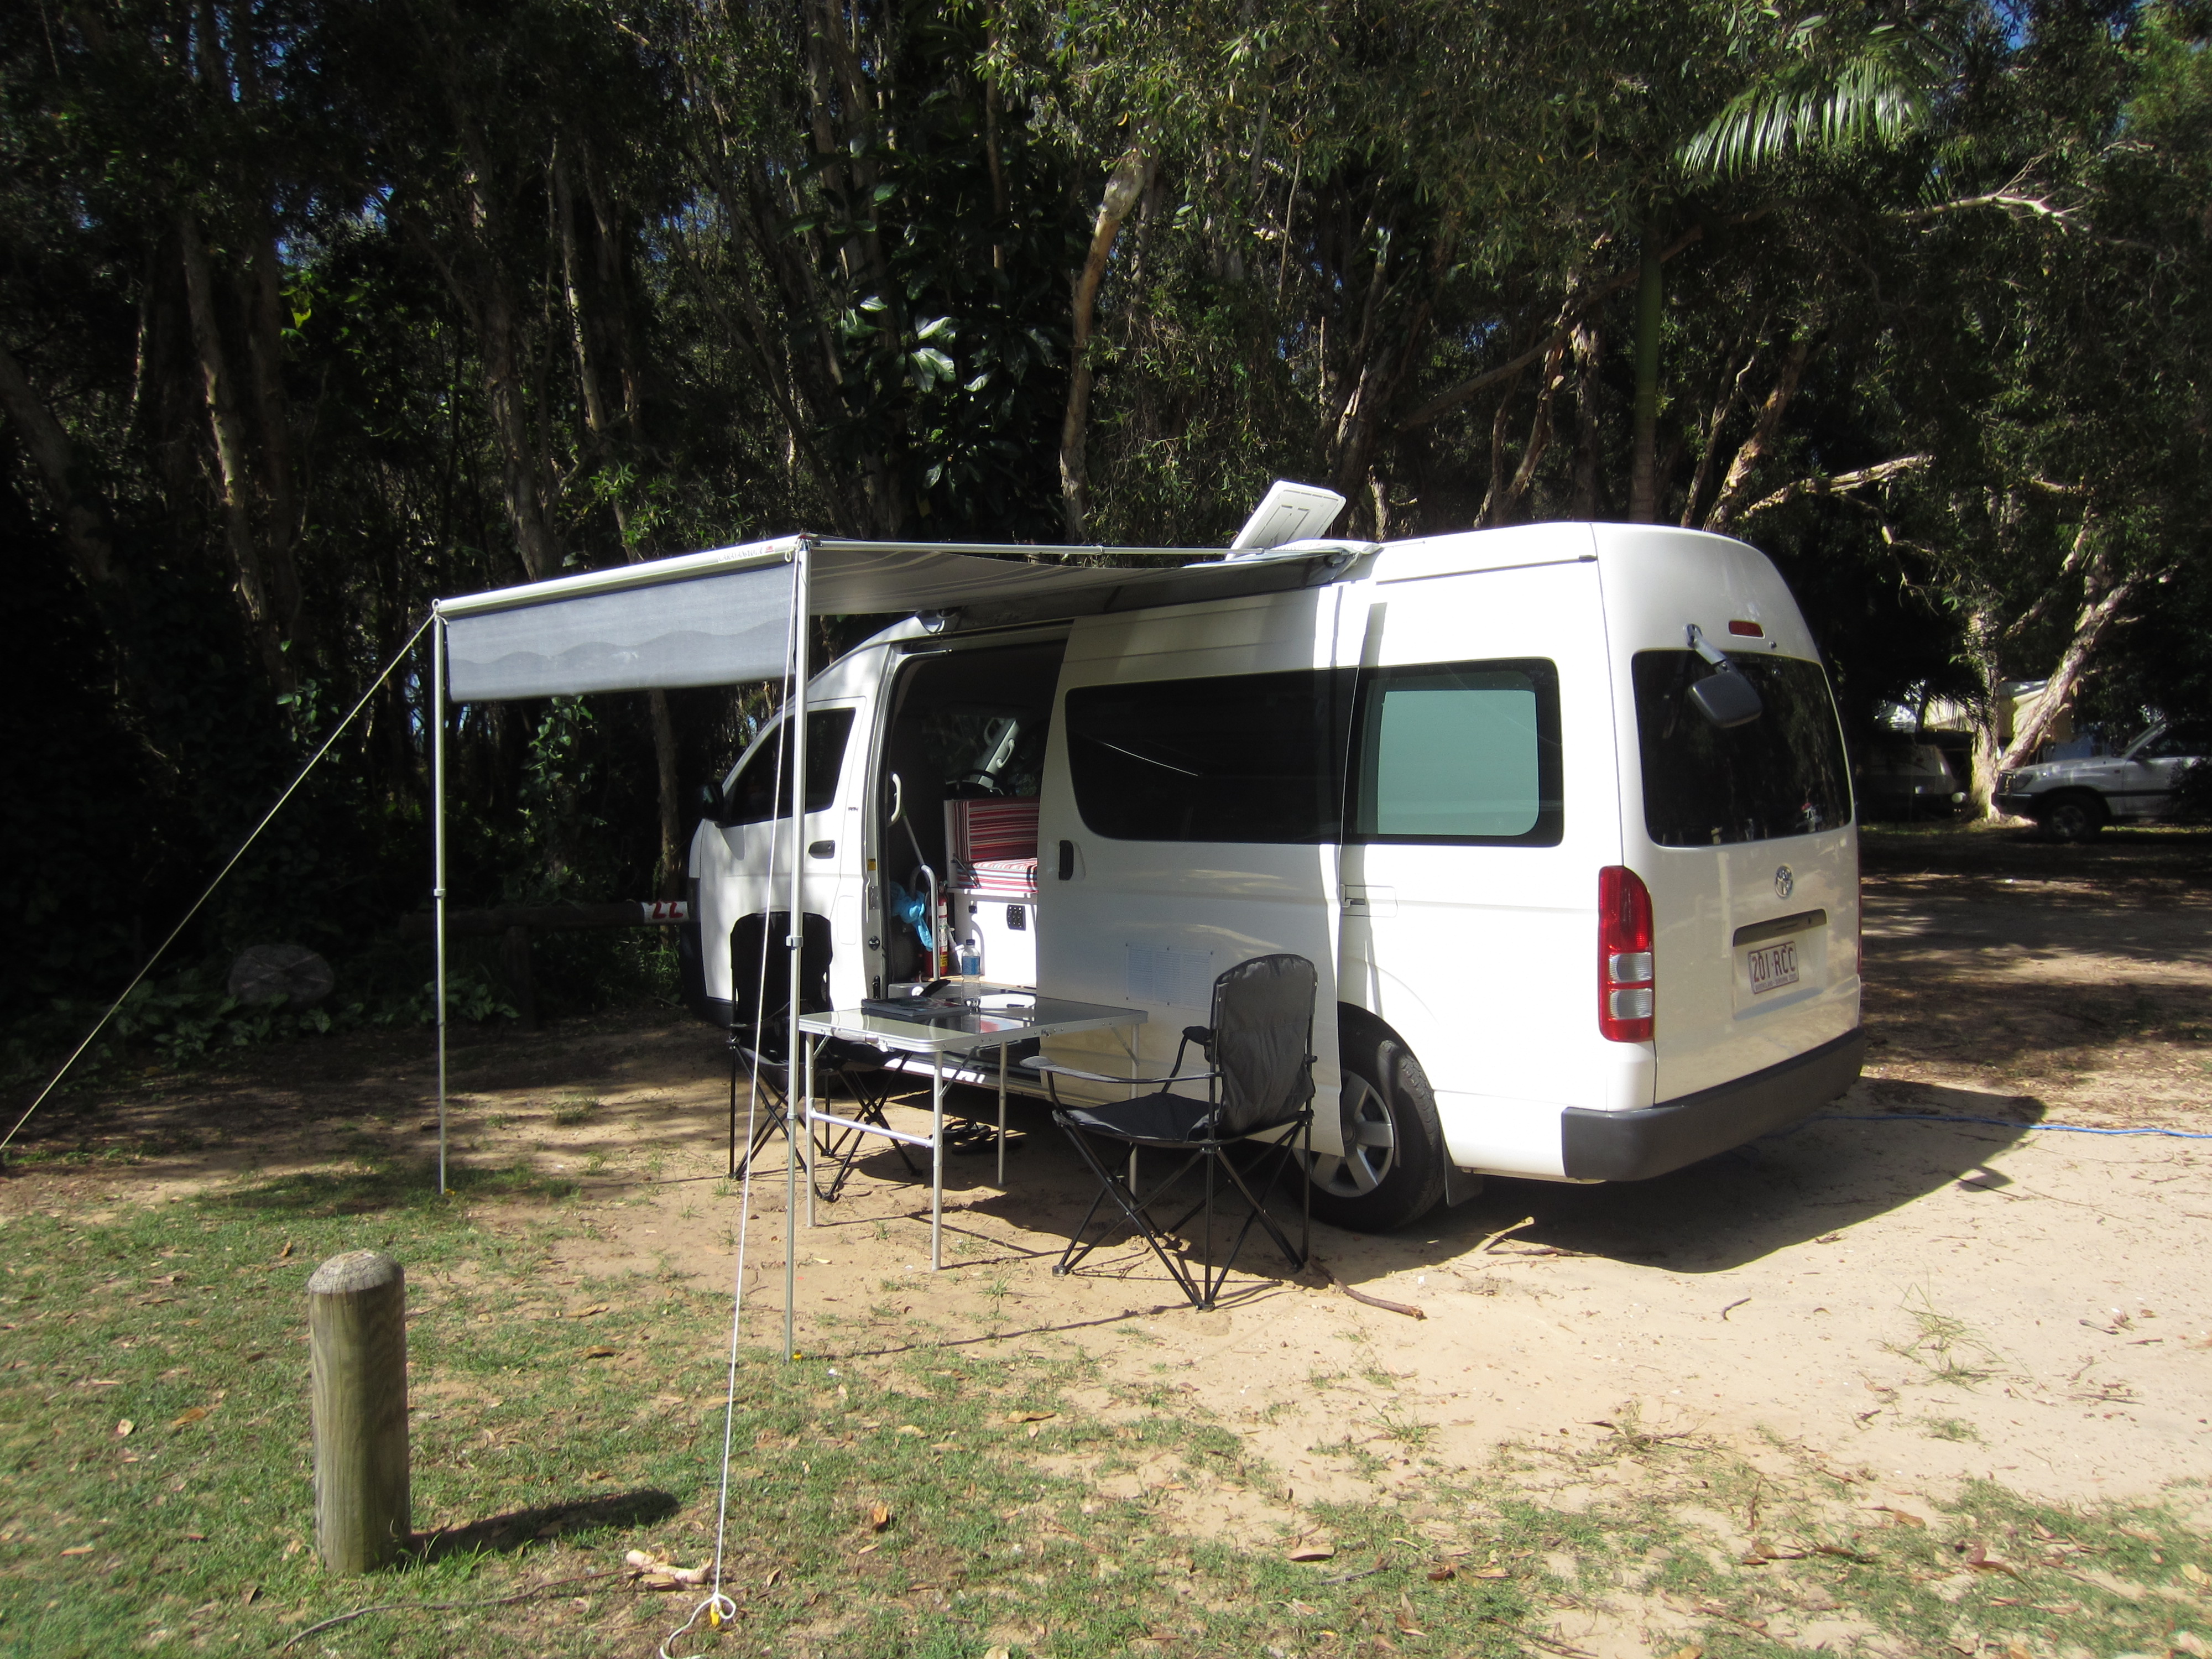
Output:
[
  {"xmin": 2039, "ymin": 792, "xmax": 2107, "ymax": 843},
  {"xmin": 1307, "ymin": 1026, "xmax": 1447, "ymax": 1233}
]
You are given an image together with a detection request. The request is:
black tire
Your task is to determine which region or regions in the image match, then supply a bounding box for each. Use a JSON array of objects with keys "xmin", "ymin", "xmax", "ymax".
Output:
[
  {"xmin": 2039, "ymin": 792, "xmax": 2107, "ymax": 843},
  {"xmin": 1306, "ymin": 1015, "xmax": 1448, "ymax": 1233}
]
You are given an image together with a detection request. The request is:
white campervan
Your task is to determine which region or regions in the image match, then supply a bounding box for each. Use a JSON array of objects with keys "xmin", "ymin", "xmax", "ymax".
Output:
[{"xmin": 681, "ymin": 519, "xmax": 1864, "ymax": 1232}]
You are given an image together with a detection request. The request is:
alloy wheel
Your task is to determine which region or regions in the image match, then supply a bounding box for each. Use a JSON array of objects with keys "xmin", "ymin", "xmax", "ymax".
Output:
[{"xmin": 1307, "ymin": 1067, "xmax": 1397, "ymax": 1197}]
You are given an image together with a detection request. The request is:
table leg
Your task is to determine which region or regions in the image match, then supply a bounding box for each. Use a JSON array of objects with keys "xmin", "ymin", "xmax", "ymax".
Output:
[
  {"xmin": 803, "ymin": 1032, "xmax": 816, "ymax": 1229},
  {"xmin": 1126, "ymin": 1024, "xmax": 1140, "ymax": 1193},
  {"xmin": 996, "ymin": 1043, "xmax": 1008, "ymax": 1187},
  {"xmin": 931, "ymin": 1050, "xmax": 945, "ymax": 1270}
]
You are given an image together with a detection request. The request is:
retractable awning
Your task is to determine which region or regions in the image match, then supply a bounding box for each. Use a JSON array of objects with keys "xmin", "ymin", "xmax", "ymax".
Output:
[
  {"xmin": 432, "ymin": 534, "xmax": 1366, "ymax": 703},
  {"xmin": 424, "ymin": 521, "xmax": 1366, "ymax": 1357}
]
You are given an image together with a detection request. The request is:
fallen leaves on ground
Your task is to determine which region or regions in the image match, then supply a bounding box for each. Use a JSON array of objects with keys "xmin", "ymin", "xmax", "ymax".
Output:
[
  {"xmin": 1287, "ymin": 1541, "xmax": 1336, "ymax": 1562},
  {"xmin": 624, "ymin": 1548, "xmax": 708, "ymax": 1589}
]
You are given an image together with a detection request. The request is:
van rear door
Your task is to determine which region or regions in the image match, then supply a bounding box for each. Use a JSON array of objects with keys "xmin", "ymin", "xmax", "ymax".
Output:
[
  {"xmin": 1597, "ymin": 529, "xmax": 1861, "ymax": 1102},
  {"xmin": 1035, "ymin": 587, "xmax": 1352, "ymax": 1115}
]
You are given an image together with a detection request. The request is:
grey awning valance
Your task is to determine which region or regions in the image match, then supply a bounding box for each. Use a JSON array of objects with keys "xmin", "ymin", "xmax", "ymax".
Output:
[{"xmin": 436, "ymin": 534, "xmax": 1366, "ymax": 703}]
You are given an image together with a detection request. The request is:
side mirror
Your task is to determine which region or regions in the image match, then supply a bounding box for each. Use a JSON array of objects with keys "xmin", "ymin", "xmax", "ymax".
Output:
[
  {"xmin": 1688, "ymin": 670, "xmax": 1764, "ymax": 729},
  {"xmin": 696, "ymin": 780, "xmax": 726, "ymax": 823}
]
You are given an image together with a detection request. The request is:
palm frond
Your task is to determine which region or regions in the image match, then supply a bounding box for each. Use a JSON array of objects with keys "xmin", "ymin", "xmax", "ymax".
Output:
[{"xmin": 1680, "ymin": 12, "xmax": 1954, "ymax": 179}]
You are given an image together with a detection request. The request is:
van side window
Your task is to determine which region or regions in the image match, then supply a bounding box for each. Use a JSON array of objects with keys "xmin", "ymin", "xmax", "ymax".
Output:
[
  {"xmin": 1348, "ymin": 661, "xmax": 1563, "ymax": 846},
  {"xmin": 1632, "ymin": 652, "xmax": 1851, "ymax": 845},
  {"xmin": 723, "ymin": 708, "xmax": 857, "ymax": 824},
  {"xmin": 1065, "ymin": 669, "xmax": 1355, "ymax": 842}
]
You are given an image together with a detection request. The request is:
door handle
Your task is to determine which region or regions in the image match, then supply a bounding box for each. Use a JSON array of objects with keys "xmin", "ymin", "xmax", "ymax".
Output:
[
  {"xmin": 808, "ymin": 840, "xmax": 836, "ymax": 859},
  {"xmin": 1057, "ymin": 839, "xmax": 1075, "ymax": 881}
]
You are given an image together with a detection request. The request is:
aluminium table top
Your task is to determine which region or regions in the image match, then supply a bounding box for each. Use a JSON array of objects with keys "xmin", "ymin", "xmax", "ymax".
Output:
[{"xmin": 795, "ymin": 993, "xmax": 1145, "ymax": 1055}]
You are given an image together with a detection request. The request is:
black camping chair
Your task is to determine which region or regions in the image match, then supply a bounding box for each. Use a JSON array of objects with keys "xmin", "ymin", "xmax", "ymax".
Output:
[
  {"xmin": 1029, "ymin": 953, "xmax": 1317, "ymax": 1311},
  {"xmin": 727, "ymin": 911, "xmax": 916, "ymax": 1200}
]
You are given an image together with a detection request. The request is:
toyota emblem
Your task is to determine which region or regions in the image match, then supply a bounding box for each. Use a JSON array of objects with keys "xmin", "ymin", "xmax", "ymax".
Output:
[{"xmin": 1774, "ymin": 865, "xmax": 1794, "ymax": 900}]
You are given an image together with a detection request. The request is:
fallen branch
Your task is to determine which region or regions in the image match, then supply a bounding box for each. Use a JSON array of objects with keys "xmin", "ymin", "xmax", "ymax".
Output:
[
  {"xmin": 1318, "ymin": 1261, "xmax": 1426, "ymax": 1319},
  {"xmin": 281, "ymin": 1567, "xmax": 627, "ymax": 1648},
  {"xmin": 1476, "ymin": 1215, "xmax": 1538, "ymax": 1253}
]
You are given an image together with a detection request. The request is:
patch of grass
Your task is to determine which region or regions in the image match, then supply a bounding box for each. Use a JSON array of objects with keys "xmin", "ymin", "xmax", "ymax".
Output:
[
  {"xmin": 549, "ymin": 1092, "xmax": 598, "ymax": 1126},
  {"xmin": 1373, "ymin": 1404, "xmax": 1436, "ymax": 1452},
  {"xmin": 5, "ymin": 1176, "xmax": 2208, "ymax": 1659},
  {"xmin": 1920, "ymin": 1415, "xmax": 1983, "ymax": 1443},
  {"xmin": 1884, "ymin": 1287, "xmax": 2007, "ymax": 1387}
]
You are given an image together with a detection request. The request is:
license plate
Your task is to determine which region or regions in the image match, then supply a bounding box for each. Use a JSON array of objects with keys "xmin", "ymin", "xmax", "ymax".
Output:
[{"xmin": 1747, "ymin": 940, "xmax": 1800, "ymax": 995}]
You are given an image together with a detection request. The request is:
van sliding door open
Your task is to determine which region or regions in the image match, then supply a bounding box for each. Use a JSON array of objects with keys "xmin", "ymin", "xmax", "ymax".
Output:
[{"xmin": 1036, "ymin": 589, "xmax": 1352, "ymax": 1118}]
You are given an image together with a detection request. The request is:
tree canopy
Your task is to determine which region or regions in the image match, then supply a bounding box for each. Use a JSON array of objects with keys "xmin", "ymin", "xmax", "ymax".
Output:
[{"xmin": 3, "ymin": 0, "xmax": 2207, "ymax": 1031}]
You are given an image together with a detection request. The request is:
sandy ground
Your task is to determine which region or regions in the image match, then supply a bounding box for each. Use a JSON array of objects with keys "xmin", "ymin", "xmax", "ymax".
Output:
[{"xmin": 9, "ymin": 828, "xmax": 2210, "ymax": 1566}]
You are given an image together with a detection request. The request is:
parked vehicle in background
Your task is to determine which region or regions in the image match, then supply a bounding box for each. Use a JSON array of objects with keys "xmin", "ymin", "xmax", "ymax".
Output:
[
  {"xmin": 1857, "ymin": 738, "xmax": 1966, "ymax": 821},
  {"xmin": 1997, "ymin": 723, "xmax": 2208, "ymax": 840}
]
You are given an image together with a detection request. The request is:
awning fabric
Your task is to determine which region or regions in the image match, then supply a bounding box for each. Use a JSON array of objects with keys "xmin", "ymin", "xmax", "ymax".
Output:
[{"xmin": 436, "ymin": 535, "xmax": 1360, "ymax": 704}]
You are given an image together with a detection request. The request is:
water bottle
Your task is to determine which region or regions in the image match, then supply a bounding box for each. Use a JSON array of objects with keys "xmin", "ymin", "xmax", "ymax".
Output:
[{"xmin": 958, "ymin": 931, "xmax": 982, "ymax": 978}]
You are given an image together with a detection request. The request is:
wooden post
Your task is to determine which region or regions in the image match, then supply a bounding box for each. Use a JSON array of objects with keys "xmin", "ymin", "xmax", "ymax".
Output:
[{"xmin": 308, "ymin": 1250, "xmax": 410, "ymax": 1572}]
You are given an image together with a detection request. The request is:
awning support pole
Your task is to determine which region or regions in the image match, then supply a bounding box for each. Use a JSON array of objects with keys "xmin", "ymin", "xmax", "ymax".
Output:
[
  {"xmin": 432, "ymin": 613, "xmax": 450, "ymax": 1197},
  {"xmin": 784, "ymin": 542, "xmax": 809, "ymax": 1363}
]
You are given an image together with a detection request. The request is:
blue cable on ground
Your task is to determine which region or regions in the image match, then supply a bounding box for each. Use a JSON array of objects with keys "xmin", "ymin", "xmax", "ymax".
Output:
[{"xmin": 1813, "ymin": 1112, "xmax": 2212, "ymax": 1141}]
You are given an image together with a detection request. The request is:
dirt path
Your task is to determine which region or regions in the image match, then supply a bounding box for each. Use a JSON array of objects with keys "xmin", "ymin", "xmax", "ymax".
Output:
[{"xmin": 8, "ymin": 826, "xmax": 2210, "ymax": 1549}]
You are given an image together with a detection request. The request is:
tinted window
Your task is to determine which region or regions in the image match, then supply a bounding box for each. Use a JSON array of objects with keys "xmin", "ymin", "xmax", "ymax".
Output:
[
  {"xmin": 2133, "ymin": 726, "xmax": 2206, "ymax": 760},
  {"xmin": 1066, "ymin": 669, "xmax": 1354, "ymax": 842},
  {"xmin": 1349, "ymin": 661, "xmax": 1562, "ymax": 844},
  {"xmin": 725, "ymin": 708, "xmax": 855, "ymax": 823},
  {"xmin": 1634, "ymin": 652, "xmax": 1851, "ymax": 846}
]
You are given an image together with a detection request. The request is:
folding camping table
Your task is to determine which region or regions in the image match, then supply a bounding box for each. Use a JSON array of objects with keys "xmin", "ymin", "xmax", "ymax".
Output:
[{"xmin": 794, "ymin": 992, "xmax": 1146, "ymax": 1269}]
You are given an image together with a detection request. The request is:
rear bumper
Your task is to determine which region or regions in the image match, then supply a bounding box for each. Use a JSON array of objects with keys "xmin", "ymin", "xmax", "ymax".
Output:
[{"xmin": 1560, "ymin": 1027, "xmax": 1866, "ymax": 1181}]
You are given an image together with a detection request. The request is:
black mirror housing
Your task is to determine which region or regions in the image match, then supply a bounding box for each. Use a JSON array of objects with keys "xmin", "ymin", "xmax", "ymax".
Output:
[{"xmin": 1688, "ymin": 669, "xmax": 1764, "ymax": 729}]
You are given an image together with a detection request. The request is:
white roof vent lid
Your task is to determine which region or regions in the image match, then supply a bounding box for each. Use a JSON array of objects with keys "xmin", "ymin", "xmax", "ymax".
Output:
[{"xmin": 1229, "ymin": 480, "xmax": 1348, "ymax": 551}]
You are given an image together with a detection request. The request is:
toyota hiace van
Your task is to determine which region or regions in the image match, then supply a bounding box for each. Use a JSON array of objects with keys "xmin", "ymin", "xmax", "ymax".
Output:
[{"xmin": 682, "ymin": 519, "xmax": 1864, "ymax": 1232}]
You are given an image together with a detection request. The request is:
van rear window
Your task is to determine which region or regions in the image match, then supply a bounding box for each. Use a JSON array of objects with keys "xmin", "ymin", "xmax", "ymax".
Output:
[
  {"xmin": 1632, "ymin": 652, "xmax": 1851, "ymax": 846},
  {"xmin": 1066, "ymin": 669, "xmax": 1355, "ymax": 843}
]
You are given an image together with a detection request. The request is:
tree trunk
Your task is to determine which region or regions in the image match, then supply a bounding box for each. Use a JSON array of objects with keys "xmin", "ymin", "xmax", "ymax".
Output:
[
  {"xmin": 1474, "ymin": 367, "xmax": 1524, "ymax": 527},
  {"xmin": 0, "ymin": 338, "xmax": 116, "ymax": 587},
  {"xmin": 1486, "ymin": 335, "xmax": 1568, "ymax": 526},
  {"xmin": 1568, "ymin": 318, "xmax": 1603, "ymax": 519},
  {"xmin": 178, "ymin": 210, "xmax": 296, "ymax": 692},
  {"xmin": 1964, "ymin": 603, "xmax": 2006, "ymax": 817},
  {"xmin": 646, "ymin": 690, "xmax": 683, "ymax": 898},
  {"xmin": 1060, "ymin": 148, "xmax": 1150, "ymax": 540},
  {"xmin": 1627, "ymin": 219, "xmax": 1663, "ymax": 523},
  {"xmin": 1702, "ymin": 337, "xmax": 1813, "ymax": 533},
  {"xmin": 1996, "ymin": 525, "xmax": 2140, "ymax": 777},
  {"xmin": 1680, "ymin": 343, "xmax": 1757, "ymax": 529},
  {"xmin": 555, "ymin": 151, "xmax": 684, "ymax": 893}
]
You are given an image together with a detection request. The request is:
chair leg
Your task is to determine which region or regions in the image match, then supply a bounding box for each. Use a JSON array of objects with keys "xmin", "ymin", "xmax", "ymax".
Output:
[
  {"xmin": 1052, "ymin": 1121, "xmax": 1205, "ymax": 1308},
  {"xmin": 1212, "ymin": 1135, "xmax": 1311, "ymax": 1274},
  {"xmin": 734, "ymin": 1070, "xmax": 792, "ymax": 1182}
]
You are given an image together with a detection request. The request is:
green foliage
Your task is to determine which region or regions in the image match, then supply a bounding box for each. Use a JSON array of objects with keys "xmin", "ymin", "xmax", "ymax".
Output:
[{"xmin": 2, "ymin": 0, "xmax": 2209, "ymax": 1053}]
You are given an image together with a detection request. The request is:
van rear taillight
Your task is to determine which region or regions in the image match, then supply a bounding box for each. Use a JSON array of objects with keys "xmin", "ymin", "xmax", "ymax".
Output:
[{"xmin": 1599, "ymin": 865, "xmax": 1655, "ymax": 1042}]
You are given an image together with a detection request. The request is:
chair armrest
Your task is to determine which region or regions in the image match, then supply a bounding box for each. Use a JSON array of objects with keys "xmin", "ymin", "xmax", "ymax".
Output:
[{"xmin": 1021, "ymin": 1057, "xmax": 1217, "ymax": 1088}]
